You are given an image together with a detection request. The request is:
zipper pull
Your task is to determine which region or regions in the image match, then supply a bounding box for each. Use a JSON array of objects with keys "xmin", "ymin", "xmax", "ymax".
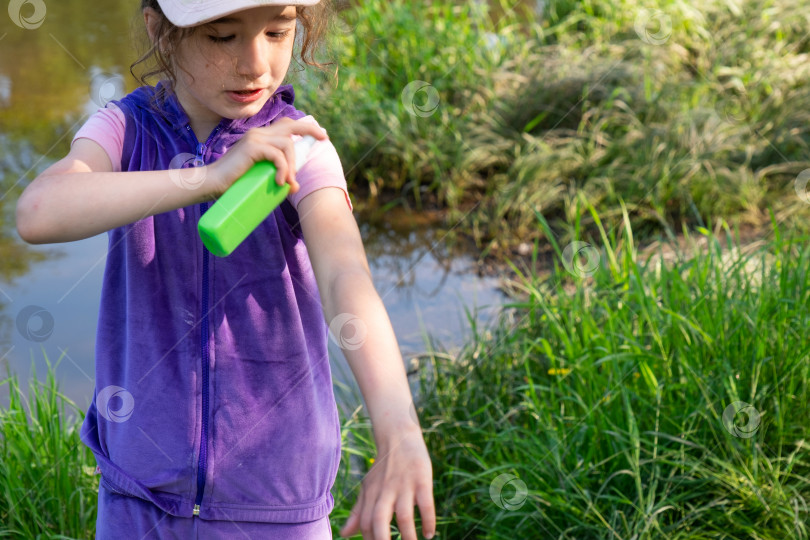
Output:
[
  {"xmin": 193, "ymin": 504, "xmax": 200, "ymax": 516},
  {"xmin": 185, "ymin": 125, "xmax": 205, "ymax": 167},
  {"xmin": 194, "ymin": 142, "xmax": 206, "ymax": 168}
]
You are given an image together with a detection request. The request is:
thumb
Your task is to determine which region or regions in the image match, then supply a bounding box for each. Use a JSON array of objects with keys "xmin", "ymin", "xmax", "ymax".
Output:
[{"xmin": 340, "ymin": 506, "xmax": 361, "ymax": 538}]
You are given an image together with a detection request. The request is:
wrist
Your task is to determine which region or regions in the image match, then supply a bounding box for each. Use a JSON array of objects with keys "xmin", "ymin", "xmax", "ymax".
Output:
[
  {"xmin": 166, "ymin": 162, "xmax": 220, "ymax": 202},
  {"xmin": 372, "ymin": 410, "xmax": 424, "ymax": 450},
  {"xmin": 201, "ymin": 164, "xmax": 225, "ymax": 200}
]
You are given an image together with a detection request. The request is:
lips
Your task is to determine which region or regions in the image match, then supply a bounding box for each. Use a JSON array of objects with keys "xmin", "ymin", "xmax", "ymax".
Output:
[{"xmin": 226, "ymin": 88, "xmax": 264, "ymax": 103}]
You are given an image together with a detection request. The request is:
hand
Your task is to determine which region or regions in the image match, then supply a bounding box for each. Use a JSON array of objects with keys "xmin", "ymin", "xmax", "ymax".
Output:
[
  {"xmin": 203, "ymin": 117, "xmax": 328, "ymax": 199},
  {"xmin": 340, "ymin": 426, "xmax": 436, "ymax": 540}
]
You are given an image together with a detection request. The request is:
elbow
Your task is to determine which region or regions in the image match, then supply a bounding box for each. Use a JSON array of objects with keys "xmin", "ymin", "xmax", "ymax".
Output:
[
  {"xmin": 15, "ymin": 191, "xmax": 47, "ymax": 244},
  {"xmin": 325, "ymin": 267, "xmax": 375, "ymax": 307}
]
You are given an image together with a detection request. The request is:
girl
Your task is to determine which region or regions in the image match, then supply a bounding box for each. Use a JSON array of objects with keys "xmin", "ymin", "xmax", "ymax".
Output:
[{"xmin": 15, "ymin": 1, "xmax": 436, "ymax": 539}]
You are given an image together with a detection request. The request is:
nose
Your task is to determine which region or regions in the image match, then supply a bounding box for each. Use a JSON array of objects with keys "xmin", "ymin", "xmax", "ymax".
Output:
[{"xmin": 235, "ymin": 36, "xmax": 270, "ymax": 80}]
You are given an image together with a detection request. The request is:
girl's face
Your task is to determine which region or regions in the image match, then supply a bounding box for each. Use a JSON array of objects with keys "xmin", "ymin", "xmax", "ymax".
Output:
[{"xmin": 169, "ymin": 5, "xmax": 298, "ymax": 135}]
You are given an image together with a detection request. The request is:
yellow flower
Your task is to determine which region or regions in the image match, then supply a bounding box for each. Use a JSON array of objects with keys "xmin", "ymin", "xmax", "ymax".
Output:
[
  {"xmin": 547, "ymin": 367, "xmax": 572, "ymax": 376},
  {"xmin": 369, "ymin": 458, "xmax": 375, "ymax": 465}
]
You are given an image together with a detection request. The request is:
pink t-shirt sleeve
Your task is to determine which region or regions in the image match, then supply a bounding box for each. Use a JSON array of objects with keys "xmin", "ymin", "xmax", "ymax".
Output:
[
  {"xmin": 289, "ymin": 116, "xmax": 353, "ymax": 212},
  {"xmin": 71, "ymin": 104, "xmax": 125, "ymax": 172}
]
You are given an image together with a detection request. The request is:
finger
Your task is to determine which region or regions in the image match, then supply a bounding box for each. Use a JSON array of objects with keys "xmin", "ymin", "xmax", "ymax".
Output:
[
  {"xmin": 272, "ymin": 117, "xmax": 328, "ymax": 141},
  {"xmin": 291, "ymin": 120, "xmax": 329, "ymax": 140},
  {"xmin": 416, "ymin": 483, "xmax": 437, "ymax": 539},
  {"xmin": 280, "ymin": 138, "xmax": 297, "ymax": 186},
  {"xmin": 340, "ymin": 501, "xmax": 362, "ymax": 538},
  {"xmin": 263, "ymin": 136, "xmax": 296, "ymax": 186},
  {"xmin": 372, "ymin": 494, "xmax": 396, "ymax": 540},
  {"xmin": 394, "ymin": 494, "xmax": 418, "ymax": 540},
  {"xmin": 358, "ymin": 482, "xmax": 380, "ymax": 539},
  {"xmin": 263, "ymin": 146, "xmax": 289, "ymax": 188}
]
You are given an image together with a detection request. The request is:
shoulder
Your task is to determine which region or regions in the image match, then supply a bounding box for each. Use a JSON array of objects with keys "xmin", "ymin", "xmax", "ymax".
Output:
[
  {"xmin": 288, "ymin": 116, "xmax": 352, "ymax": 212},
  {"xmin": 72, "ymin": 104, "xmax": 126, "ymax": 172},
  {"xmin": 110, "ymin": 85, "xmax": 157, "ymax": 112},
  {"xmin": 291, "ymin": 116, "xmax": 331, "ymax": 150},
  {"xmin": 291, "ymin": 116, "xmax": 339, "ymax": 170}
]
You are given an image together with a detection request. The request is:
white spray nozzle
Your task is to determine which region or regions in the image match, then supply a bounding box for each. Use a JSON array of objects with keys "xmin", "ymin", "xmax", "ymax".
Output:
[{"xmin": 293, "ymin": 135, "xmax": 318, "ymax": 173}]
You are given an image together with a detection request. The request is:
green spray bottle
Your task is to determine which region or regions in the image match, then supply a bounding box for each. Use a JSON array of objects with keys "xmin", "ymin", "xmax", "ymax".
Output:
[{"xmin": 198, "ymin": 135, "xmax": 318, "ymax": 257}]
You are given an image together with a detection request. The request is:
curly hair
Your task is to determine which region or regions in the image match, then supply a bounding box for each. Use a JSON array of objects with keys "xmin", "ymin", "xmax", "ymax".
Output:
[{"xmin": 130, "ymin": 0, "xmax": 333, "ymax": 92}]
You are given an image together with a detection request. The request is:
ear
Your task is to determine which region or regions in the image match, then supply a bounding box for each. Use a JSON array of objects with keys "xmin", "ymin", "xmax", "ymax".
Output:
[{"xmin": 143, "ymin": 7, "xmax": 161, "ymax": 49}]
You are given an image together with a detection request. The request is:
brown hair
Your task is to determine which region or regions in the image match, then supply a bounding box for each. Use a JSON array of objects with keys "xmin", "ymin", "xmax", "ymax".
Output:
[{"xmin": 130, "ymin": 0, "xmax": 333, "ymax": 93}]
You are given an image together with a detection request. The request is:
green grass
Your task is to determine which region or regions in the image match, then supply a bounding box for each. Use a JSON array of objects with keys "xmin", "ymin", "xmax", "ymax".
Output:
[
  {"xmin": 2, "ymin": 208, "xmax": 810, "ymax": 538},
  {"xmin": 327, "ymin": 204, "xmax": 810, "ymax": 539},
  {"xmin": 402, "ymin": 204, "xmax": 810, "ymax": 538},
  {"xmin": 0, "ymin": 356, "xmax": 98, "ymax": 539},
  {"xmin": 293, "ymin": 0, "xmax": 810, "ymax": 257}
]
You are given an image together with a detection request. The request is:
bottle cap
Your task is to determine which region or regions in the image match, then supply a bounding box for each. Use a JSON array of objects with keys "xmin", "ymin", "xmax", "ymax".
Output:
[{"xmin": 294, "ymin": 135, "xmax": 318, "ymax": 173}]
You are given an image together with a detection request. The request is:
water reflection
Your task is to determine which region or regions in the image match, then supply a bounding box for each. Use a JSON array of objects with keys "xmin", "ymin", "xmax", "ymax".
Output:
[
  {"xmin": 0, "ymin": 0, "xmax": 151, "ymax": 406},
  {"xmin": 0, "ymin": 234, "xmax": 105, "ymax": 410},
  {"xmin": 0, "ymin": 134, "xmax": 52, "ymax": 363},
  {"xmin": 0, "ymin": 0, "xmax": 140, "ymax": 356},
  {"xmin": 362, "ymin": 209, "xmax": 504, "ymax": 354}
]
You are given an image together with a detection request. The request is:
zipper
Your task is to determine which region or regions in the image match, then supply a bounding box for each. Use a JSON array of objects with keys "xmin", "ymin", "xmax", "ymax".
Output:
[
  {"xmin": 187, "ymin": 124, "xmax": 221, "ymax": 517},
  {"xmin": 194, "ymin": 226, "xmax": 209, "ymax": 517}
]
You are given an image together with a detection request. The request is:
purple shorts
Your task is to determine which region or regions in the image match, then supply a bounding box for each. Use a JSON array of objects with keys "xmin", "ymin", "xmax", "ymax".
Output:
[{"xmin": 95, "ymin": 480, "xmax": 333, "ymax": 540}]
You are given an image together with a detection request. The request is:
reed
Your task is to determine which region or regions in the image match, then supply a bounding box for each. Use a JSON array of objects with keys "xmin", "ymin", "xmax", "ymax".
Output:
[{"xmin": 293, "ymin": 0, "xmax": 810, "ymax": 257}]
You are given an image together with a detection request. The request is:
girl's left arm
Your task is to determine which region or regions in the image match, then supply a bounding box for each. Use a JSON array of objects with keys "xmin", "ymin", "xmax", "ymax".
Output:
[{"xmin": 298, "ymin": 187, "xmax": 436, "ymax": 540}]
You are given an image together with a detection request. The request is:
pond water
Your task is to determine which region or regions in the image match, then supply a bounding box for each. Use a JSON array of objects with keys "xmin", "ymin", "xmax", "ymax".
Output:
[{"xmin": 0, "ymin": 0, "xmax": 510, "ymax": 413}]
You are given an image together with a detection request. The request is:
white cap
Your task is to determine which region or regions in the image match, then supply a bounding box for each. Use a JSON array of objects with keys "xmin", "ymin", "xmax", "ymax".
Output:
[{"xmin": 157, "ymin": 0, "xmax": 320, "ymax": 28}]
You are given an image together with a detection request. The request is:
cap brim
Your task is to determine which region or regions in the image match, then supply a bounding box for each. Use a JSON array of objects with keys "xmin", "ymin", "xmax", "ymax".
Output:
[{"xmin": 160, "ymin": 0, "xmax": 321, "ymax": 28}]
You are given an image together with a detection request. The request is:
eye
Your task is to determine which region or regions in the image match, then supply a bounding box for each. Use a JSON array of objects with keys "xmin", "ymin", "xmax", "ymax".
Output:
[
  {"xmin": 267, "ymin": 30, "xmax": 291, "ymax": 39},
  {"xmin": 207, "ymin": 34, "xmax": 235, "ymax": 43}
]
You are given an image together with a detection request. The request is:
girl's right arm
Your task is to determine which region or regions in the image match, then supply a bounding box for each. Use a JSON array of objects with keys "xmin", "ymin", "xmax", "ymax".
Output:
[
  {"xmin": 16, "ymin": 138, "xmax": 213, "ymax": 244},
  {"xmin": 16, "ymin": 118, "xmax": 328, "ymax": 244}
]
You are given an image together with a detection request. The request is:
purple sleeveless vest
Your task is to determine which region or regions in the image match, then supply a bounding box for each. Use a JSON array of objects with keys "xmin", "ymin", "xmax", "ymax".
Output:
[{"xmin": 80, "ymin": 82, "xmax": 341, "ymax": 523}]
